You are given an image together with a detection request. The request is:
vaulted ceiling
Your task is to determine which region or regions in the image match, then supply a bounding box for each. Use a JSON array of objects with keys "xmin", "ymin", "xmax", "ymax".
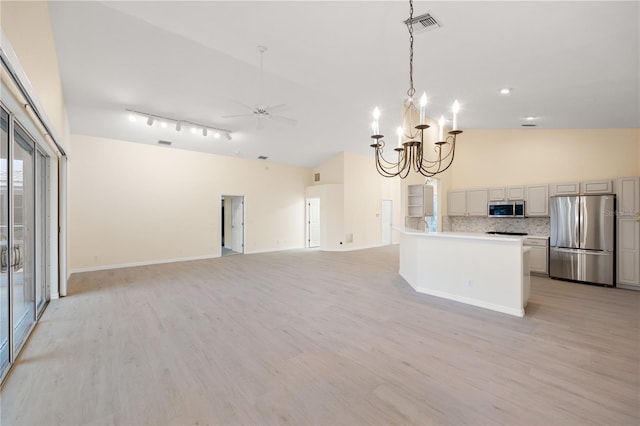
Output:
[{"xmin": 48, "ymin": 1, "xmax": 640, "ymax": 168}]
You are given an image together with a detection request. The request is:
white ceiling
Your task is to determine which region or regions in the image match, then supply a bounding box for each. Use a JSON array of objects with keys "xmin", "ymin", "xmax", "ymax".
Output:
[{"xmin": 48, "ymin": 1, "xmax": 639, "ymax": 168}]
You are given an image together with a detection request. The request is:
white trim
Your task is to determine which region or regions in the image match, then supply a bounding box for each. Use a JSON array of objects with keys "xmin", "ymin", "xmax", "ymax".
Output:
[
  {"xmin": 616, "ymin": 283, "xmax": 640, "ymax": 291},
  {"xmin": 411, "ymin": 285, "xmax": 525, "ymax": 318},
  {"xmin": 69, "ymin": 254, "xmax": 219, "ymax": 274},
  {"xmin": 246, "ymin": 245, "xmax": 305, "ymax": 255},
  {"xmin": 320, "ymin": 243, "xmax": 394, "ymax": 252}
]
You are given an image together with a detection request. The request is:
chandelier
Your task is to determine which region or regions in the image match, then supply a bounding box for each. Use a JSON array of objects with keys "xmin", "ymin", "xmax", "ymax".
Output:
[{"xmin": 370, "ymin": 0, "xmax": 462, "ymax": 178}]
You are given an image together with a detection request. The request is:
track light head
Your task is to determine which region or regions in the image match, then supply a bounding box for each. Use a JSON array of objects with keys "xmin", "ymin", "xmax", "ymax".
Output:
[
  {"xmin": 203, "ymin": 128, "xmax": 208, "ymax": 136},
  {"xmin": 176, "ymin": 122, "xmax": 182, "ymax": 132},
  {"xmin": 224, "ymin": 132, "xmax": 232, "ymax": 141},
  {"xmin": 147, "ymin": 116, "xmax": 154, "ymax": 126}
]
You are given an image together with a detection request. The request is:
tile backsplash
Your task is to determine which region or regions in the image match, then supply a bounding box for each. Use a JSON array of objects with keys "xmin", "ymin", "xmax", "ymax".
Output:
[
  {"xmin": 405, "ymin": 215, "xmax": 550, "ymax": 236},
  {"xmin": 448, "ymin": 216, "xmax": 550, "ymax": 236}
]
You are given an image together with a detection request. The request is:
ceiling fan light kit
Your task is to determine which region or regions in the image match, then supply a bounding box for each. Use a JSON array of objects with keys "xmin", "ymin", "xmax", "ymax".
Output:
[
  {"xmin": 370, "ymin": 0, "xmax": 463, "ymax": 179},
  {"xmin": 127, "ymin": 109, "xmax": 232, "ymax": 141}
]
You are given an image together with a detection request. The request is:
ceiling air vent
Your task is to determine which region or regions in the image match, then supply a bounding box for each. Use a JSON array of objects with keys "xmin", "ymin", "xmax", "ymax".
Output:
[
  {"xmin": 405, "ymin": 12, "xmax": 441, "ymax": 33},
  {"xmin": 521, "ymin": 124, "xmax": 537, "ymax": 127},
  {"xmin": 258, "ymin": 155, "xmax": 268, "ymax": 160},
  {"xmin": 158, "ymin": 140, "xmax": 172, "ymax": 146}
]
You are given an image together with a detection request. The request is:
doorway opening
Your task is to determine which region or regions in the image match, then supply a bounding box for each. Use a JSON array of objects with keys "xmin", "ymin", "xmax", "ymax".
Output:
[
  {"xmin": 221, "ymin": 195, "xmax": 244, "ymax": 256},
  {"xmin": 306, "ymin": 198, "xmax": 320, "ymax": 248},
  {"xmin": 381, "ymin": 199, "xmax": 393, "ymax": 245}
]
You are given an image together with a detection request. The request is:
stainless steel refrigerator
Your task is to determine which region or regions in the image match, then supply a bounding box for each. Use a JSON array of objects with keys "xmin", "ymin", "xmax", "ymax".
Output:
[{"xmin": 549, "ymin": 194, "xmax": 616, "ymax": 286}]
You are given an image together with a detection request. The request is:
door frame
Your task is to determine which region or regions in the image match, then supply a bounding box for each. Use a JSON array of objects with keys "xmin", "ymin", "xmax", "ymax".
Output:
[
  {"xmin": 221, "ymin": 195, "xmax": 245, "ymax": 255},
  {"xmin": 306, "ymin": 197, "xmax": 320, "ymax": 248},
  {"xmin": 381, "ymin": 199, "xmax": 393, "ymax": 245}
]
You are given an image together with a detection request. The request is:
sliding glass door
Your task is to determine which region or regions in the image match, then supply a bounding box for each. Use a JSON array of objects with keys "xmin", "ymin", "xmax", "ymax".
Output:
[
  {"xmin": 0, "ymin": 108, "xmax": 9, "ymax": 373},
  {"xmin": 35, "ymin": 149, "xmax": 47, "ymax": 316},
  {"xmin": 12, "ymin": 124, "xmax": 35, "ymax": 352},
  {"xmin": 0, "ymin": 103, "xmax": 50, "ymax": 381}
]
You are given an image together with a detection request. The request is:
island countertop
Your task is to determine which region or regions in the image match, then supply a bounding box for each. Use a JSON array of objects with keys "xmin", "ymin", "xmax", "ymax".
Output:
[
  {"xmin": 399, "ymin": 230, "xmax": 531, "ymax": 317},
  {"xmin": 402, "ymin": 230, "xmax": 526, "ymax": 242}
]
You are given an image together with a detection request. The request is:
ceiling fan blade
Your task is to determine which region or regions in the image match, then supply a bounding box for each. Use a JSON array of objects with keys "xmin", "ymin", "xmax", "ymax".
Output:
[
  {"xmin": 266, "ymin": 104, "xmax": 289, "ymax": 113},
  {"xmin": 269, "ymin": 115, "xmax": 298, "ymax": 126},
  {"xmin": 221, "ymin": 113, "xmax": 255, "ymax": 119}
]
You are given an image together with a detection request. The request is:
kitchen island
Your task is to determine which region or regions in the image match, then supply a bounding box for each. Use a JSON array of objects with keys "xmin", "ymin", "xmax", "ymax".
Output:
[{"xmin": 400, "ymin": 231, "xmax": 530, "ymax": 317}]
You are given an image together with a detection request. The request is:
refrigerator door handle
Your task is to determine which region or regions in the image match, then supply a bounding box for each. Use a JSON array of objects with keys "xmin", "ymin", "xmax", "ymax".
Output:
[{"xmin": 551, "ymin": 247, "xmax": 612, "ymax": 255}]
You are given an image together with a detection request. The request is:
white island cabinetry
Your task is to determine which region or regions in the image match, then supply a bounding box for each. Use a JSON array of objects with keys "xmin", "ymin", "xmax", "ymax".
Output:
[{"xmin": 400, "ymin": 231, "xmax": 530, "ymax": 317}]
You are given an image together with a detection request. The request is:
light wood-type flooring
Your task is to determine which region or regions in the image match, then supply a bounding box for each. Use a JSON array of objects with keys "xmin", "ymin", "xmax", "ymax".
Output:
[{"xmin": 1, "ymin": 245, "xmax": 639, "ymax": 425}]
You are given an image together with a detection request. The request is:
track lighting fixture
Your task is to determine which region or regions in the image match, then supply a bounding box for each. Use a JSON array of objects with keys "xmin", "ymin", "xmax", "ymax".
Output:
[{"xmin": 126, "ymin": 109, "xmax": 232, "ymax": 140}]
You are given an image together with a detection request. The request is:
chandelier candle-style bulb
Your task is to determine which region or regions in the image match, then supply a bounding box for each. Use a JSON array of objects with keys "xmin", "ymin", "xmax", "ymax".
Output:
[
  {"xmin": 373, "ymin": 107, "xmax": 381, "ymax": 135},
  {"xmin": 396, "ymin": 126, "xmax": 403, "ymax": 147},
  {"xmin": 452, "ymin": 100, "xmax": 460, "ymax": 131},
  {"xmin": 419, "ymin": 92, "xmax": 427, "ymax": 125},
  {"xmin": 438, "ymin": 116, "xmax": 445, "ymax": 141}
]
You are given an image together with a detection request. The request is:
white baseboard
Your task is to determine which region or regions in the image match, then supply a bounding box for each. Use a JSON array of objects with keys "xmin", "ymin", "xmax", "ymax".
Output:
[
  {"xmin": 321, "ymin": 242, "xmax": 398, "ymax": 252},
  {"xmin": 414, "ymin": 286, "xmax": 525, "ymax": 317},
  {"xmin": 70, "ymin": 254, "xmax": 220, "ymax": 274}
]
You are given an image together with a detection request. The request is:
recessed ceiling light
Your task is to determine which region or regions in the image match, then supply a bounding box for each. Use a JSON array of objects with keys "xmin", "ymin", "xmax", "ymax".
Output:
[
  {"xmin": 525, "ymin": 116, "xmax": 537, "ymax": 121},
  {"xmin": 500, "ymin": 88, "xmax": 512, "ymax": 95}
]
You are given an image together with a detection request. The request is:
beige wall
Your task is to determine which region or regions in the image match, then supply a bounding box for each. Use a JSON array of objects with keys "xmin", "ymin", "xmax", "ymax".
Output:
[
  {"xmin": 308, "ymin": 151, "xmax": 402, "ymax": 250},
  {"xmin": 450, "ymin": 128, "xmax": 640, "ymax": 189},
  {"xmin": 343, "ymin": 151, "xmax": 402, "ymax": 247},
  {"xmin": 1, "ymin": 0, "xmax": 69, "ymax": 147},
  {"xmin": 69, "ymin": 134, "xmax": 311, "ymax": 271},
  {"xmin": 306, "ymin": 184, "xmax": 344, "ymax": 250}
]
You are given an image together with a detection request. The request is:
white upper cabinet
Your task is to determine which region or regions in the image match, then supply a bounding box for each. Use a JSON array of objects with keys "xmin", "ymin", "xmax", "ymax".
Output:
[
  {"xmin": 525, "ymin": 185, "xmax": 549, "ymax": 217},
  {"xmin": 581, "ymin": 180, "xmax": 613, "ymax": 194},
  {"xmin": 549, "ymin": 182, "xmax": 580, "ymax": 196},
  {"xmin": 488, "ymin": 186, "xmax": 525, "ymax": 201},
  {"xmin": 466, "ymin": 189, "xmax": 488, "ymax": 216},
  {"xmin": 448, "ymin": 189, "xmax": 487, "ymax": 216},
  {"xmin": 506, "ymin": 186, "xmax": 525, "ymax": 200},
  {"xmin": 447, "ymin": 190, "xmax": 467, "ymax": 216},
  {"xmin": 488, "ymin": 187, "xmax": 506, "ymax": 201},
  {"xmin": 615, "ymin": 177, "xmax": 640, "ymax": 216},
  {"xmin": 407, "ymin": 184, "xmax": 434, "ymax": 218}
]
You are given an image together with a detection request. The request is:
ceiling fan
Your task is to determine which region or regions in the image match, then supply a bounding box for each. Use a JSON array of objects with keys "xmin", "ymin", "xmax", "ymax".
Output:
[{"xmin": 221, "ymin": 46, "xmax": 297, "ymax": 129}]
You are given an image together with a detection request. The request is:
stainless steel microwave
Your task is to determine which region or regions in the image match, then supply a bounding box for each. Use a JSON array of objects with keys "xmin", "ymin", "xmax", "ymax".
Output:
[{"xmin": 488, "ymin": 201, "xmax": 525, "ymax": 218}]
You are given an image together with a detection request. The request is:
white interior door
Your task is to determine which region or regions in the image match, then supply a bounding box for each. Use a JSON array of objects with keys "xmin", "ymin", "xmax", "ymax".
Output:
[
  {"xmin": 307, "ymin": 198, "xmax": 320, "ymax": 248},
  {"xmin": 381, "ymin": 199, "xmax": 393, "ymax": 245},
  {"xmin": 230, "ymin": 196, "xmax": 244, "ymax": 253}
]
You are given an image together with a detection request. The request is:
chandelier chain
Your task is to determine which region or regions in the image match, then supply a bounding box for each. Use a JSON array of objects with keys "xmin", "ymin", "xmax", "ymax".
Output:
[{"xmin": 407, "ymin": 0, "xmax": 415, "ymax": 99}]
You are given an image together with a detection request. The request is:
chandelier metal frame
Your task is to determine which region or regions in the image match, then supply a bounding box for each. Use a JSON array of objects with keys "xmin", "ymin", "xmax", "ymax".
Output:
[{"xmin": 370, "ymin": 0, "xmax": 462, "ymax": 178}]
